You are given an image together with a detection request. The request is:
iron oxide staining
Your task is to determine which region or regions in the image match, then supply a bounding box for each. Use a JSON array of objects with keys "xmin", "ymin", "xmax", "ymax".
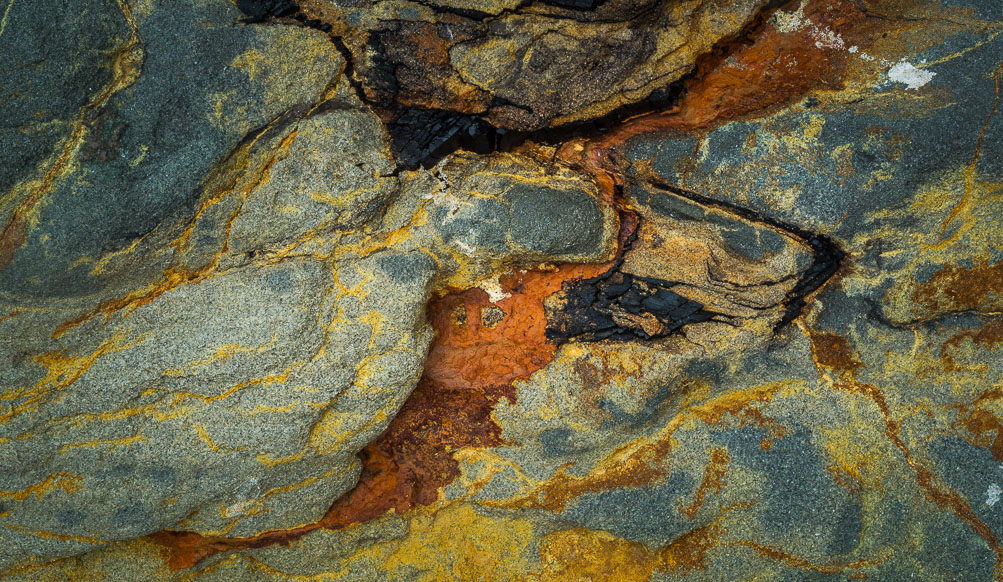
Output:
[
  {"xmin": 157, "ymin": 0, "xmax": 852, "ymax": 569},
  {"xmin": 236, "ymin": 0, "xmax": 778, "ymax": 169}
]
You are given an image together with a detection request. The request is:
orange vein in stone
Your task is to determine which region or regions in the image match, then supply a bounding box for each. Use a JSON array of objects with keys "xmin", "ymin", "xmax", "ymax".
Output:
[
  {"xmin": 807, "ymin": 328, "xmax": 1003, "ymax": 577},
  {"xmin": 726, "ymin": 540, "xmax": 884, "ymax": 574},
  {"xmin": 0, "ymin": 0, "xmax": 140, "ymax": 271},
  {"xmin": 939, "ymin": 62, "xmax": 1002, "ymax": 238}
]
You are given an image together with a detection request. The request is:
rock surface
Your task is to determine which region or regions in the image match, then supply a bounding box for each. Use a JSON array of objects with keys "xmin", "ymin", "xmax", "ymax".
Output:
[{"xmin": 2, "ymin": 0, "xmax": 1002, "ymax": 579}]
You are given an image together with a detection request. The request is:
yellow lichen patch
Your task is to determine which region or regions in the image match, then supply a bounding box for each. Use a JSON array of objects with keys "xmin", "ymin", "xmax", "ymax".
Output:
[
  {"xmin": 220, "ymin": 28, "xmax": 344, "ymax": 134},
  {"xmin": 531, "ymin": 528, "xmax": 662, "ymax": 582},
  {"xmin": 56, "ymin": 435, "xmax": 147, "ymax": 455},
  {"xmin": 383, "ymin": 503, "xmax": 535, "ymax": 581},
  {"xmin": 856, "ymin": 164, "xmax": 1003, "ymax": 321},
  {"xmin": 52, "ymin": 265, "xmax": 222, "ymax": 339},
  {"xmin": 163, "ymin": 366, "xmax": 295, "ymax": 411},
  {"xmin": 817, "ymin": 402, "xmax": 894, "ymax": 494},
  {"xmin": 529, "ymin": 522, "xmax": 722, "ymax": 582},
  {"xmin": 3, "ymin": 523, "xmax": 108, "ymax": 546},
  {"xmin": 30, "ymin": 333, "xmax": 129, "ymax": 391},
  {"xmin": 453, "ymin": 448, "xmax": 539, "ymax": 500},
  {"xmin": 0, "ymin": 473, "xmax": 82, "ymax": 501},
  {"xmin": 0, "ymin": 0, "xmax": 141, "ymax": 272},
  {"xmin": 303, "ymin": 392, "xmax": 401, "ymax": 458},
  {"xmin": 192, "ymin": 423, "xmax": 225, "ymax": 453},
  {"xmin": 497, "ymin": 380, "xmax": 796, "ymax": 511},
  {"xmin": 1, "ymin": 333, "xmax": 133, "ymax": 424},
  {"xmin": 161, "ymin": 334, "xmax": 280, "ymax": 377},
  {"xmin": 172, "ymin": 123, "xmax": 301, "ymax": 259},
  {"xmin": 938, "ymin": 62, "xmax": 1002, "ymax": 238}
]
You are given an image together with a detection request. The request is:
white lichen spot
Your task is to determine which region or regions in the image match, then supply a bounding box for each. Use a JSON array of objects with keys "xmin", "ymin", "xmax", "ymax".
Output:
[
  {"xmin": 479, "ymin": 278, "xmax": 511, "ymax": 303},
  {"xmin": 887, "ymin": 60, "xmax": 935, "ymax": 90},
  {"xmin": 772, "ymin": 0, "xmax": 807, "ymax": 33},
  {"xmin": 811, "ymin": 26, "xmax": 845, "ymax": 50},
  {"xmin": 987, "ymin": 483, "xmax": 1001, "ymax": 507},
  {"xmin": 453, "ymin": 239, "xmax": 476, "ymax": 257},
  {"xmin": 223, "ymin": 500, "xmax": 250, "ymax": 518},
  {"xmin": 223, "ymin": 478, "xmax": 261, "ymax": 517},
  {"xmin": 848, "ymin": 45, "xmax": 859, "ymax": 54}
]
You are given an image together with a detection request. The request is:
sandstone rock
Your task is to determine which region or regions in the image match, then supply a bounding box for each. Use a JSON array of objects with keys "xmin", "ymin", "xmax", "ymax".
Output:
[
  {"xmin": 0, "ymin": 1, "xmax": 618, "ymax": 564},
  {"xmin": 3, "ymin": 0, "xmax": 1003, "ymax": 579}
]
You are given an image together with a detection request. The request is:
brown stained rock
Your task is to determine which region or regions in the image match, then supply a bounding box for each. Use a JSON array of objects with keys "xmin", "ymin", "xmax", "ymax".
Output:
[
  {"xmin": 583, "ymin": 0, "xmax": 883, "ymax": 153},
  {"xmin": 621, "ymin": 186, "xmax": 814, "ymax": 321},
  {"xmin": 5, "ymin": 0, "xmax": 1002, "ymax": 579},
  {"xmin": 312, "ymin": 0, "xmax": 771, "ymax": 130}
]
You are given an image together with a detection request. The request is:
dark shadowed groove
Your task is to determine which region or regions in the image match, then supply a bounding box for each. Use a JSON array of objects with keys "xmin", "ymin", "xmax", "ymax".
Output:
[{"xmin": 234, "ymin": 0, "xmax": 845, "ymax": 332}]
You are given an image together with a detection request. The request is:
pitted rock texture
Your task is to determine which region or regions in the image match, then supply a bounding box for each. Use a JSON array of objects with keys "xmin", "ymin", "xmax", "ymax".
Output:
[
  {"xmin": 0, "ymin": 0, "xmax": 620, "ymax": 567},
  {"xmin": 3, "ymin": 0, "xmax": 1003, "ymax": 580}
]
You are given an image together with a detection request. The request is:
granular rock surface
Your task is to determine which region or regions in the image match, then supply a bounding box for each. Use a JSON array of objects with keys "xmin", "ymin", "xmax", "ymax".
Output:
[{"xmin": 1, "ymin": 0, "xmax": 1002, "ymax": 580}]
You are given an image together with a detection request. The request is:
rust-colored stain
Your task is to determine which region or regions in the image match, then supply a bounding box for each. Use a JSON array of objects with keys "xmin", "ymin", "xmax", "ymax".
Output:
[
  {"xmin": 913, "ymin": 259, "xmax": 1003, "ymax": 316},
  {"xmin": 809, "ymin": 329, "xmax": 1003, "ymax": 576},
  {"xmin": 951, "ymin": 320, "xmax": 1003, "ymax": 460},
  {"xmin": 151, "ymin": 0, "xmax": 890, "ymax": 568},
  {"xmin": 809, "ymin": 331, "xmax": 864, "ymax": 373},
  {"xmin": 0, "ymin": 213, "xmax": 28, "ymax": 273},
  {"xmin": 958, "ymin": 409, "xmax": 1003, "ymax": 462},
  {"xmin": 660, "ymin": 522, "xmax": 722, "ymax": 575},
  {"xmin": 668, "ymin": 0, "xmax": 869, "ymax": 129},
  {"xmin": 940, "ymin": 319, "xmax": 1003, "ymax": 371},
  {"xmin": 372, "ymin": 20, "xmax": 489, "ymax": 115},
  {"xmin": 680, "ymin": 448, "xmax": 730, "ymax": 519},
  {"xmin": 730, "ymin": 540, "xmax": 883, "ymax": 575},
  {"xmin": 508, "ymin": 382, "xmax": 785, "ymax": 512},
  {"xmin": 586, "ymin": 0, "xmax": 878, "ymax": 159},
  {"xmin": 154, "ymin": 215, "xmax": 633, "ymax": 568},
  {"xmin": 536, "ymin": 522, "xmax": 724, "ymax": 580}
]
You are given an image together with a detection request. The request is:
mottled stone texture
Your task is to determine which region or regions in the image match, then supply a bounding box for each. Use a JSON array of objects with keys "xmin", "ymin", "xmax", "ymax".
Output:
[{"xmin": 2, "ymin": 0, "xmax": 1002, "ymax": 580}]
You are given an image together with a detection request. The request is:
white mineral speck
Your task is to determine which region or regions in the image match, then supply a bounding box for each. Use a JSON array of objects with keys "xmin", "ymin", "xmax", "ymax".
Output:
[
  {"xmin": 987, "ymin": 483, "xmax": 1001, "ymax": 507},
  {"xmin": 479, "ymin": 278, "xmax": 511, "ymax": 303},
  {"xmin": 887, "ymin": 60, "xmax": 935, "ymax": 90}
]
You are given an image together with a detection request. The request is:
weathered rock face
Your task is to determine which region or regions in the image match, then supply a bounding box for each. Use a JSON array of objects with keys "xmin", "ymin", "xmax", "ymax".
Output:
[
  {"xmin": 312, "ymin": 0, "xmax": 769, "ymax": 130},
  {"xmin": 2, "ymin": 0, "xmax": 1003, "ymax": 580},
  {"xmin": 0, "ymin": 0, "xmax": 620, "ymax": 567}
]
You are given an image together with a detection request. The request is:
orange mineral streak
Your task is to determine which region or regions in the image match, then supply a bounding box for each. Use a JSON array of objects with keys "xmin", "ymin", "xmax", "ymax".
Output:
[
  {"xmin": 940, "ymin": 319, "xmax": 1003, "ymax": 372},
  {"xmin": 0, "ymin": 2, "xmax": 142, "ymax": 272},
  {"xmin": 51, "ymin": 266, "xmax": 203, "ymax": 339},
  {"xmin": 536, "ymin": 522, "xmax": 723, "ymax": 581},
  {"xmin": 680, "ymin": 448, "xmax": 730, "ymax": 520},
  {"xmin": 808, "ymin": 330, "xmax": 1003, "ymax": 576},
  {"xmin": 948, "ymin": 320, "xmax": 1003, "ymax": 461},
  {"xmin": 155, "ymin": 213, "xmax": 635, "ymax": 569},
  {"xmin": 958, "ymin": 407, "xmax": 1003, "ymax": 462},
  {"xmin": 727, "ymin": 540, "xmax": 883, "ymax": 575},
  {"xmin": 585, "ymin": 0, "xmax": 873, "ymax": 159},
  {"xmin": 152, "ymin": 0, "xmax": 882, "ymax": 567},
  {"xmin": 506, "ymin": 381, "xmax": 785, "ymax": 512}
]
